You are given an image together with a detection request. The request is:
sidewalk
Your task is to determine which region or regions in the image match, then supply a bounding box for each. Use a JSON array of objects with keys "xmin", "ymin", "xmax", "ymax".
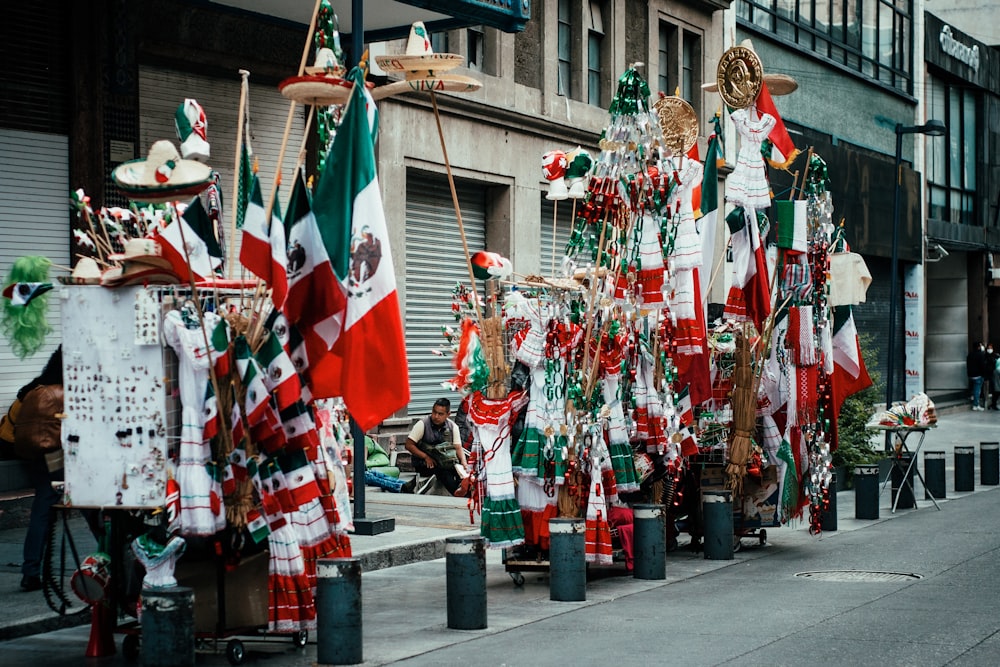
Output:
[{"xmin": 1, "ymin": 406, "xmax": 997, "ymax": 644}]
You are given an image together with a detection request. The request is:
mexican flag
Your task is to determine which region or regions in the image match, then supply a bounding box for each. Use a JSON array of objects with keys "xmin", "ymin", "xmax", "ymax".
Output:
[
  {"xmin": 282, "ymin": 170, "xmax": 347, "ymax": 365},
  {"xmin": 240, "ymin": 176, "xmax": 288, "ymax": 308},
  {"xmin": 159, "ymin": 197, "xmax": 223, "ymax": 281},
  {"xmin": 757, "ymin": 81, "xmax": 800, "ymax": 170},
  {"xmin": 830, "ymin": 305, "xmax": 872, "ymax": 424},
  {"xmin": 723, "ymin": 207, "xmax": 771, "ymax": 334},
  {"xmin": 255, "ymin": 328, "xmax": 300, "ymax": 411},
  {"xmin": 307, "ymin": 68, "xmax": 410, "ymax": 431},
  {"xmin": 698, "ymin": 112, "xmax": 724, "ymax": 305}
]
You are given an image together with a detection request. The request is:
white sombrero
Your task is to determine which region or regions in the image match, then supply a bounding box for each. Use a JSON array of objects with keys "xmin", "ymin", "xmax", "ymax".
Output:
[
  {"xmin": 371, "ymin": 72, "xmax": 481, "ymax": 101},
  {"xmin": 374, "ymin": 22, "xmax": 464, "ymax": 73},
  {"xmin": 112, "ymin": 140, "xmax": 213, "ymax": 204},
  {"xmin": 279, "ymin": 47, "xmax": 370, "ymax": 106},
  {"xmin": 108, "ymin": 237, "xmax": 174, "ymax": 271}
]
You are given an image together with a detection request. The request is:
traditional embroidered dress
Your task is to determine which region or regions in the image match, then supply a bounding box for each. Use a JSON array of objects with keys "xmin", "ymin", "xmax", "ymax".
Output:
[
  {"xmin": 515, "ymin": 475, "xmax": 558, "ymax": 550},
  {"xmin": 594, "ymin": 334, "xmax": 640, "ymax": 493},
  {"xmin": 583, "ymin": 431, "xmax": 614, "ymax": 564},
  {"xmin": 470, "ymin": 390, "xmax": 528, "ymax": 548},
  {"xmin": 725, "ymin": 107, "xmax": 775, "ymax": 210},
  {"xmin": 613, "ymin": 211, "xmax": 667, "ymax": 308},
  {"xmin": 511, "ymin": 313, "xmax": 580, "ymax": 480},
  {"xmin": 632, "ymin": 344, "xmax": 668, "ymax": 454},
  {"xmin": 255, "ymin": 454, "xmax": 315, "ymax": 632},
  {"xmin": 163, "ymin": 309, "xmax": 226, "ymax": 536},
  {"xmin": 669, "ymin": 155, "xmax": 704, "ymax": 271}
]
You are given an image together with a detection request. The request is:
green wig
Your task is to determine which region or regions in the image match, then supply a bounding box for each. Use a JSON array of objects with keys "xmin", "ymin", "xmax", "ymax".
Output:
[{"xmin": 2, "ymin": 256, "xmax": 53, "ymax": 359}]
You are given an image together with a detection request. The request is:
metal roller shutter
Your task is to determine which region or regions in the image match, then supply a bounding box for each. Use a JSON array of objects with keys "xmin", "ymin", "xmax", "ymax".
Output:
[
  {"xmin": 0, "ymin": 129, "xmax": 70, "ymax": 405},
  {"xmin": 405, "ymin": 173, "xmax": 486, "ymax": 413},
  {"xmin": 540, "ymin": 195, "xmax": 575, "ymax": 277},
  {"xmin": 138, "ymin": 66, "xmax": 306, "ymax": 272}
]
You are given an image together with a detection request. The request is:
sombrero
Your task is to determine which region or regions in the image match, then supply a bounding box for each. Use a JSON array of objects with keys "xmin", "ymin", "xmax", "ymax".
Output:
[
  {"xmin": 374, "ymin": 22, "xmax": 464, "ymax": 73},
  {"xmin": 652, "ymin": 96, "xmax": 699, "ymax": 155},
  {"xmin": 703, "ymin": 39, "xmax": 798, "ymax": 101},
  {"xmin": 100, "ymin": 263, "xmax": 180, "ymax": 288},
  {"xmin": 279, "ymin": 47, "xmax": 370, "ymax": 106},
  {"xmin": 57, "ymin": 257, "xmax": 102, "ymax": 286},
  {"xmin": 112, "ymin": 140, "xmax": 213, "ymax": 204},
  {"xmin": 371, "ymin": 72, "xmax": 481, "ymax": 101},
  {"xmin": 108, "ymin": 237, "xmax": 174, "ymax": 271}
]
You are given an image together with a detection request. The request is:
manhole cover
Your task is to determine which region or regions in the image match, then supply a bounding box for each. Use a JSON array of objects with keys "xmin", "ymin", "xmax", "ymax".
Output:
[{"xmin": 795, "ymin": 570, "xmax": 922, "ymax": 582}]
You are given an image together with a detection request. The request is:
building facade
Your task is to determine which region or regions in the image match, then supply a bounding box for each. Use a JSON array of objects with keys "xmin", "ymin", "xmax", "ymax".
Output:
[{"xmin": 922, "ymin": 12, "xmax": 1000, "ymax": 401}]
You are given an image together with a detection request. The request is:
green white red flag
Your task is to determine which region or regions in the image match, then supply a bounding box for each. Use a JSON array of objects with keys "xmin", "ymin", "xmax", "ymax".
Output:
[{"xmin": 306, "ymin": 68, "xmax": 410, "ymax": 431}]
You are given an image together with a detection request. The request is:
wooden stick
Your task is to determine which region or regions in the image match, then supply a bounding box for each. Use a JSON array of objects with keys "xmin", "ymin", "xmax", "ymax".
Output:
[
  {"xmin": 788, "ymin": 169, "xmax": 800, "ymax": 201},
  {"xmin": 550, "ymin": 199, "xmax": 559, "ymax": 276},
  {"xmin": 429, "ymin": 90, "xmax": 484, "ymax": 325},
  {"xmin": 264, "ymin": 0, "xmax": 321, "ymax": 226},
  {"xmin": 797, "ymin": 147, "xmax": 815, "ymax": 200},
  {"xmin": 226, "ymin": 69, "xmax": 251, "ymax": 279}
]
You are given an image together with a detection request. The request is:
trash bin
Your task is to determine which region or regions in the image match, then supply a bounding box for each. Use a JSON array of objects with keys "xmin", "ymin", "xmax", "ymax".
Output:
[
  {"xmin": 923, "ymin": 451, "xmax": 946, "ymax": 500},
  {"xmin": 890, "ymin": 454, "xmax": 915, "ymax": 510},
  {"xmin": 955, "ymin": 446, "xmax": 975, "ymax": 492},
  {"xmin": 854, "ymin": 464, "xmax": 879, "ymax": 520},
  {"xmin": 981, "ymin": 442, "xmax": 999, "ymax": 486}
]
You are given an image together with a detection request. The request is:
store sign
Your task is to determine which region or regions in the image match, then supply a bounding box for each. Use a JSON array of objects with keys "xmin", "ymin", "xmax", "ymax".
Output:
[{"xmin": 939, "ymin": 25, "xmax": 979, "ymax": 72}]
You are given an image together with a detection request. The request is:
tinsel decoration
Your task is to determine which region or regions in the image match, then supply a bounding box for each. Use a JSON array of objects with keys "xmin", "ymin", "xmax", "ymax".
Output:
[
  {"xmin": 314, "ymin": 0, "xmax": 346, "ymax": 172},
  {"xmin": 1, "ymin": 256, "xmax": 53, "ymax": 359}
]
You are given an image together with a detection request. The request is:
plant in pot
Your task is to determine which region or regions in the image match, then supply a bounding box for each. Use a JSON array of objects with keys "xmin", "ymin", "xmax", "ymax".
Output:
[{"xmin": 832, "ymin": 333, "xmax": 884, "ymax": 489}]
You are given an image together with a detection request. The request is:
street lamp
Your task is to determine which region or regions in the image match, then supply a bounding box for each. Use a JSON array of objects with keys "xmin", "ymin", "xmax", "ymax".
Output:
[{"xmin": 885, "ymin": 120, "xmax": 947, "ymax": 424}]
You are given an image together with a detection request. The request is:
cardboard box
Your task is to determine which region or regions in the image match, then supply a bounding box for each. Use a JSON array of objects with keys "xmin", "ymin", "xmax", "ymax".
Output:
[{"xmin": 174, "ymin": 550, "xmax": 269, "ymax": 633}]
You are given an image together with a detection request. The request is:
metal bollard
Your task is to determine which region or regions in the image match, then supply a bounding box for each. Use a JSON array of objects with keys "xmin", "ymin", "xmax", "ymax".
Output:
[
  {"xmin": 316, "ymin": 558, "xmax": 362, "ymax": 666},
  {"xmin": 854, "ymin": 464, "xmax": 880, "ymax": 520},
  {"xmin": 890, "ymin": 453, "xmax": 915, "ymax": 509},
  {"xmin": 446, "ymin": 536, "xmax": 487, "ymax": 630},
  {"xmin": 140, "ymin": 587, "xmax": 194, "ymax": 667},
  {"xmin": 955, "ymin": 446, "xmax": 975, "ymax": 492},
  {"xmin": 981, "ymin": 442, "xmax": 999, "ymax": 486},
  {"xmin": 820, "ymin": 472, "xmax": 837, "ymax": 532},
  {"xmin": 702, "ymin": 490, "xmax": 733, "ymax": 560},
  {"xmin": 923, "ymin": 451, "xmax": 946, "ymax": 500},
  {"xmin": 632, "ymin": 504, "xmax": 666, "ymax": 580},
  {"xmin": 548, "ymin": 518, "xmax": 586, "ymax": 601}
]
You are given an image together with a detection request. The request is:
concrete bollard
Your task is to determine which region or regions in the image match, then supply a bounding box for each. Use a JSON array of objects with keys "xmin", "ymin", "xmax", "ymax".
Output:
[
  {"xmin": 923, "ymin": 451, "xmax": 946, "ymax": 500},
  {"xmin": 140, "ymin": 587, "xmax": 194, "ymax": 667},
  {"xmin": 854, "ymin": 464, "xmax": 880, "ymax": 520},
  {"xmin": 955, "ymin": 446, "xmax": 975, "ymax": 492},
  {"xmin": 980, "ymin": 442, "xmax": 999, "ymax": 486},
  {"xmin": 446, "ymin": 536, "xmax": 487, "ymax": 630},
  {"xmin": 548, "ymin": 518, "xmax": 586, "ymax": 601},
  {"xmin": 820, "ymin": 472, "xmax": 837, "ymax": 532},
  {"xmin": 316, "ymin": 558, "xmax": 363, "ymax": 666},
  {"xmin": 890, "ymin": 453, "xmax": 915, "ymax": 509},
  {"xmin": 632, "ymin": 504, "xmax": 666, "ymax": 580},
  {"xmin": 702, "ymin": 490, "xmax": 733, "ymax": 560}
]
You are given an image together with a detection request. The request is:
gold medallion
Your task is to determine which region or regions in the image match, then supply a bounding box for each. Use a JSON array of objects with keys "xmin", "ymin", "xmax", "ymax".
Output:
[
  {"xmin": 716, "ymin": 46, "xmax": 764, "ymax": 109},
  {"xmin": 652, "ymin": 96, "xmax": 699, "ymax": 156},
  {"xmin": 671, "ymin": 432, "xmax": 684, "ymax": 444}
]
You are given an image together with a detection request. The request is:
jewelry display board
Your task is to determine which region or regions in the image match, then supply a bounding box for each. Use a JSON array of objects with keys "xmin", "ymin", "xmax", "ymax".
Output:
[{"xmin": 60, "ymin": 286, "xmax": 169, "ymax": 508}]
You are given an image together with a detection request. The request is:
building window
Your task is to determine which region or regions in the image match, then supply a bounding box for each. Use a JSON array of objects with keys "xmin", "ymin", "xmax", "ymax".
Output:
[
  {"xmin": 430, "ymin": 31, "xmax": 448, "ymax": 56},
  {"xmin": 557, "ymin": 0, "xmax": 573, "ymax": 97},
  {"xmin": 682, "ymin": 32, "xmax": 700, "ymax": 103},
  {"xmin": 467, "ymin": 27, "xmax": 484, "ymax": 72},
  {"xmin": 926, "ymin": 75, "xmax": 977, "ymax": 226},
  {"xmin": 658, "ymin": 22, "xmax": 675, "ymax": 96},
  {"xmin": 587, "ymin": 2, "xmax": 604, "ymax": 106},
  {"xmin": 736, "ymin": 0, "xmax": 913, "ymax": 94},
  {"xmin": 657, "ymin": 18, "xmax": 701, "ymax": 119}
]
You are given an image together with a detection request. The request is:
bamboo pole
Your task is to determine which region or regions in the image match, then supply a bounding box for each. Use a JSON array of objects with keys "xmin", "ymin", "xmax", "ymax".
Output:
[{"xmin": 226, "ymin": 69, "xmax": 251, "ymax": 279}]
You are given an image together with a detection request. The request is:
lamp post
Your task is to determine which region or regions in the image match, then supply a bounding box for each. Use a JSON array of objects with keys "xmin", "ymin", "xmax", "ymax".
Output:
[{"xmin": 885, "ymin": 120, "xmax": 947, "ymax": 428}]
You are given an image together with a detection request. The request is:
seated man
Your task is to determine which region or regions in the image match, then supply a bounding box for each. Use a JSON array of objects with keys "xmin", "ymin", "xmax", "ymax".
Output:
[{"xmin": 404, "ymin": 398, "xmax": 470, "ymax": 497}]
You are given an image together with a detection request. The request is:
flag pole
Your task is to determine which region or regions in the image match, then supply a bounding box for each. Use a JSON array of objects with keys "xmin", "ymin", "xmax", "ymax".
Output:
[
  {"xmin": 550, "ymin": 200, "xmax": 558, "ymax": 276},
  {"xmin": 227, "ymin": 69, "xmax": 250, "ymax": 279},
  {"xmin": 429, "ymin": 90, "xmax": 485, "ymax": 326},
  {"xmin": 264, "ymin": 0, "xmax": 322, "ymax": 227}
]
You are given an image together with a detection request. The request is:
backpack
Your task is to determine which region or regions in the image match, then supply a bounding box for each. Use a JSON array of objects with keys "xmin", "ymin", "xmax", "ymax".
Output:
[{"xmin": 13, "ymin": 384, "xmax": 64, "ymax": 460}]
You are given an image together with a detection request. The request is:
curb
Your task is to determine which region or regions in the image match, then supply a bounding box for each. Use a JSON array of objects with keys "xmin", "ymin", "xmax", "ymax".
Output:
[{"xmin": 0, "ymin": 607, "xmax": 89, "ymax": 642}]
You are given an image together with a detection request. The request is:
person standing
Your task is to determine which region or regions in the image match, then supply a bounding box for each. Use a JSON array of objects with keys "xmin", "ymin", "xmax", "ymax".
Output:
[
  {"xmin": 404, "ymin": 398, "xmax": 471, "ymax": 497},
  {"xmin": 967, "ymin": 342, "xmax": 988, "ymax": 411}
]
